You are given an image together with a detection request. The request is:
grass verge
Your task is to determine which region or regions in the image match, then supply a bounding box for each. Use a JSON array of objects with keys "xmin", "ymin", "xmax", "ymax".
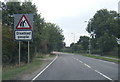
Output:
[
  {"xmin": 83, "ymin": 54, "xmax": 120, "ymax": 63},
  {"xmin": 106, "ymin": 55, "xmax": 119, "ymax": 59},
  {"xmin": 2, "ymin": 54, "xmax": 56, "ymax": 80},
  {"xmin": 2, "ymin": 58, "xmax": 42, "ymax": 80}
]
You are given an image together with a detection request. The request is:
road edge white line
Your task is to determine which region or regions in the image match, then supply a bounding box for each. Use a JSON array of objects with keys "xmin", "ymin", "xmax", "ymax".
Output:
[
  {"xmin": 94, "ymin": 70, "xmax": 113, "ymax": 81},
  {"xmin": 32, "ymin": 55, "xmax": 58, "ymax": 81}
]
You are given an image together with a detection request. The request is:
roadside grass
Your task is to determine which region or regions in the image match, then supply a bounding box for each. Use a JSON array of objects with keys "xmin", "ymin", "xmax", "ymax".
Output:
[
  {"xmin": 35, "ymin": 53, "xmax": 56, "ymax": 58},
  {"xmin": 35, "ymin": 53, "xmax": 45, "ymax": 58},
  {"xmin": 63, "ymin": 52, "xmax": 120, "ymax": 63},
  {"xmin": 49, "ymin": 53, "xmax": 56, "ymax": 57},
  {"xmin": 2, "ymin": 53, "xmax": 56, "ymax": 80},
  {"xmin": 106, "ymin": 55, "xmax": 119, "ymax": 59},
  {"xmin": 2, "ymin": 58, "xmax": 42, "ymax": 80},
  {"xmin": 83, "ymin": 54, "xmax": 120, "ymax": 63}
]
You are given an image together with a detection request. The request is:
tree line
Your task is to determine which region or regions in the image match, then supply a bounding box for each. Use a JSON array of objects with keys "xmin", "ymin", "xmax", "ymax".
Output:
[
  {"xmin": 63, "ymin": 9, "xmax": 119, "ymax": 56},
  {"xmin": 2, "ymin": 2, "xmax": 64, "ymax": 66}
]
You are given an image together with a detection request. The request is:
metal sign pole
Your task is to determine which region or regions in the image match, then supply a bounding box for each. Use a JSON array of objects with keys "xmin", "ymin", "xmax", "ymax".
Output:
[
  {"xmin": 28, "ymin": 41, "xmax": 30, "ymax": 64},
  {"xmin": 19, "ymin": 41, "xmax": 21, "ymax": 67}
]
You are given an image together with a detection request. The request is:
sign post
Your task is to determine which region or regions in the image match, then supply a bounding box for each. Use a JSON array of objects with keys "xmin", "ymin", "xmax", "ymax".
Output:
[
  {"xmin": 28, "ymin": 41, "xmax": 30, "ymax": 64},
  {"xmin": 19, "ymin": 41, "xmax": 21, "ymax": 66},
  {"xmin": 14, "ymin": 14, "xmax": 33, "ymax": 66}
]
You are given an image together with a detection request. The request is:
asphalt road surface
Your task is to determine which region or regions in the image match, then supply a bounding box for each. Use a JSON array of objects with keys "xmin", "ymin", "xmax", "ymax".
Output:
[{"xmin": 33, "ymin": 53, "xmax": 118, "ymax": 81}]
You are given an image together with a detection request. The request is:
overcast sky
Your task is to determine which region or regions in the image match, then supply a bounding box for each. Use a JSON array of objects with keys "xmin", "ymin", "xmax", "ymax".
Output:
[
  {"xmin": 3, "ymin": 0, "xmax": 119, "ymax": 46},
  {"xmin": 32, "ymin": 0, "xmax": 119, "ymax": 46}
]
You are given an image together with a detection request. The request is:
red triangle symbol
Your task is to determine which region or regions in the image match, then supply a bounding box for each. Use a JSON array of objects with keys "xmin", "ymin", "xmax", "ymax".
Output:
[{"xmin": 16, "ymin": 15, "xmax": 32, "ymax": 29}]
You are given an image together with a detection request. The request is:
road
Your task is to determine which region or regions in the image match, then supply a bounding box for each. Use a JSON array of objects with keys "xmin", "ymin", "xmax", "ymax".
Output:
[{"xmin": 32, "ymin": 53, "xmax": 118, "ymax": 81}]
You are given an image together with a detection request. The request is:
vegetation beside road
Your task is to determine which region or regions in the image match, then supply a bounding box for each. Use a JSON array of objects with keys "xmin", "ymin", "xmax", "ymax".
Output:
[
  {"xmin": 106, "ymin": 55, "xmax": 119, "ymax": 59},
  {"xmin": 2, "ymin": 2, "xmax": 64, "ymax": 66},
  {"xmin": 62, "ymin": 52, "xmax": 119, "ymax": 63},
  {"xmin": 2, "ymin": 53, "xmax": 56, "ymax": 80},
  {"xmin": 62, "ymin": 9, "xmax": 119, "ymax": 59},
  {"xmin": 2, "ymin": 1, "xmax": 63, "ymax": 80},
  {"xmin": 83, "ymin": 54, "xmax": 120, "ymax": 63},
  {"xmin": 3, "ymin": 58, "xmax": 41, "ymax": 80}
]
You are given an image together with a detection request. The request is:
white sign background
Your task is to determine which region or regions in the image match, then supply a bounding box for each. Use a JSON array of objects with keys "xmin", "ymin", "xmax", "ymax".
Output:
[{"xmin": 15, "ymin": 31, "xmax": 32, "ymax": 40}]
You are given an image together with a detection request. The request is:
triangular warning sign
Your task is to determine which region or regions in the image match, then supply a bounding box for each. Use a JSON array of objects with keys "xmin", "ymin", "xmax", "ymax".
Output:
[{"xmin": 16, "ymin": 15, "xmax": 31, "ymax": 29}]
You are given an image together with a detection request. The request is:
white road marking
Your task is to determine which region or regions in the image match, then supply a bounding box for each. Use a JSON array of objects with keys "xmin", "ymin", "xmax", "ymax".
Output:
[
  {"xmin": 79, "ymin": 60, "xmax": 83, "ymax": 63},
  {"xmin": 73, "ymin": 57, "xmax": 83, "ymax": 63},
  {"xmin": 72, "ymin": 57, "xmax": 75, "ymax": 59},
  {"xmin": 72, "ymin": 57, "xmax": 114, "ymax": 81},
  {"xmin": 31, "ymin": 55, "xmax": 58, "ymax": 81},
  {"xmin": 73, "ymin": 57, "xmax": 84, "ymax": 64},
  {"xmin": 84, "ymin": 63, "xmax": 91, "ymax": 68},
  {"xmin": 94, "ymin": 70, "xmax": 113, "ymax": 81},
  {"xmin": 73, "ymin": 57, "xmax": 78, "ymax": 61}
]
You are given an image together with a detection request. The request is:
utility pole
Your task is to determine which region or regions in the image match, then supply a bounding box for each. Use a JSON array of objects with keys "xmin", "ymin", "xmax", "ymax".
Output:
[
  {"xmin": 71, "ymin": 33, "xmax": 75, "ymax": 53},
  {"xmin": 85, "ymin": 20, "xmax": 91, "ymax": 55},
  {"xmin": 89, "ymin": 21, "xmax": 91, "ymax": 55},
  {"xmin": 71, "ymin": 33, "xmax": 75, "ymax": 44}
]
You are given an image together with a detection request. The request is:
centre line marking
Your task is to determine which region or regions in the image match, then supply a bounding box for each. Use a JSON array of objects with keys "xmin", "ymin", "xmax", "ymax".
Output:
[
  {"xmin": 94, "ymin": 70, "xmax": 113, "ymax": 81},
  {"xmin": 79, "ymin": 60, "xmax": 83, "ymax": 63},
  {"xmin": 84, "ymin": 63, "xmax": 91, "ymax": 68},
  {"xmin": 73, "ymin": 57, "xmax": 113, "ymax": 81},
  {"xmin": 73, "ymin": 57, "xmax": 84, "ymax": 64}
]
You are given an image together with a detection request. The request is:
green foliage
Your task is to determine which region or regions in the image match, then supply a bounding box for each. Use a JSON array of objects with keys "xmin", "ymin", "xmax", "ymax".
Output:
[
  {"xmin": 83, "ymin": 54, "xmax": 120, "ymax": 63},
  {"xmin": 2, "ymin": 57, "xmax": 42, "ymax": 80},
  {"xmin": 87, "ymin": 9, "xmax": 118, "ymax": 38},
  {"xmin": 86, "ymin": 9, "xmax": 118, "ymax": 55},
  {"xmin": 72, "ymin": 44, "xmax": 83, "ymax": 53},
  {"xmin": 61, "ymin": 47, "xmax": 72, "ymax": 53},
  {"xmin": 97, "ymin": 33, "xmax": 117, "ymax": 54},
  {"xmin": 2, "ymin": 26, "xmax": 18, "ymax": 65},
  {"xmin": 67, "ymin": 9, "xmax": 118, "ymax": 56},
  {"xmin": 41, "ymin": 23, "xmax": 64, "ymax": 53},
  {"xmin": 2, "ymin": 2, "xmax": 64, "ymax": 65},
  {"xmin": 78, "ymin": 36, "xmax": 89, "ymax": 51},
  {"xmin": 69, "ymin": 36, "xmax": 89, "ymax": 53}
]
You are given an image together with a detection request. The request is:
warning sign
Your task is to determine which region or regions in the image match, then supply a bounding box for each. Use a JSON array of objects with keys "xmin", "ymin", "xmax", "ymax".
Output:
[
  {"xmin": 14, "ymin": 14, "xmax": 33, "ymax": 41},
  {"xmin": 16, "ymin": 15, "xmax": 31, "ymax": 29}
]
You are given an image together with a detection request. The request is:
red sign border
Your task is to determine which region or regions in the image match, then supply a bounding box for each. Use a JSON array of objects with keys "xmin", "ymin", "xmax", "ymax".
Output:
[{"xmin": 16, "ymin": 15, "xmax": 32, "ymax": 29}]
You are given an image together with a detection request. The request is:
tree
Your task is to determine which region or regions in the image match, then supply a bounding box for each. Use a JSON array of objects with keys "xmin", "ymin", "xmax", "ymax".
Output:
[
  {"xmin": 86, "ymin": 9, "xmax": 118, "ymax": 55},
  {"xmin": 78, "ymin": 36, "xmax": 89, "ymax": 52},
  {"xmin": 87, "ymin": 9, "xmax": 118, "ymax": 38},
  {"xmin": 2, "ymin": 2, "xmax": 64, "ymax": 65},
  {"xmin": 97, "ymin": 33, "xmax": 117, "ymax": 55},
  {"xmin": 69, "ymin": 36, "xmax": 89, "ymax": 53},
  {"xmin": 2, "ymin": 2, "xmax": 39, "ymax": 64},
  {"xmin": 2, "ymin": 25, "xmax": 20, "ymax": 65},
  {"xmin": 44, "ymin": 23, "xmax": 64, "ymax": 52}
]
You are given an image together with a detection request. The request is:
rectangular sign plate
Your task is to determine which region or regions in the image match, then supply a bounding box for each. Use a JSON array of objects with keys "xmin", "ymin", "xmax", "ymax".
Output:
[{"xmin": 15, "ymin": 30, "xmax": 32, "ymax": 41}]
